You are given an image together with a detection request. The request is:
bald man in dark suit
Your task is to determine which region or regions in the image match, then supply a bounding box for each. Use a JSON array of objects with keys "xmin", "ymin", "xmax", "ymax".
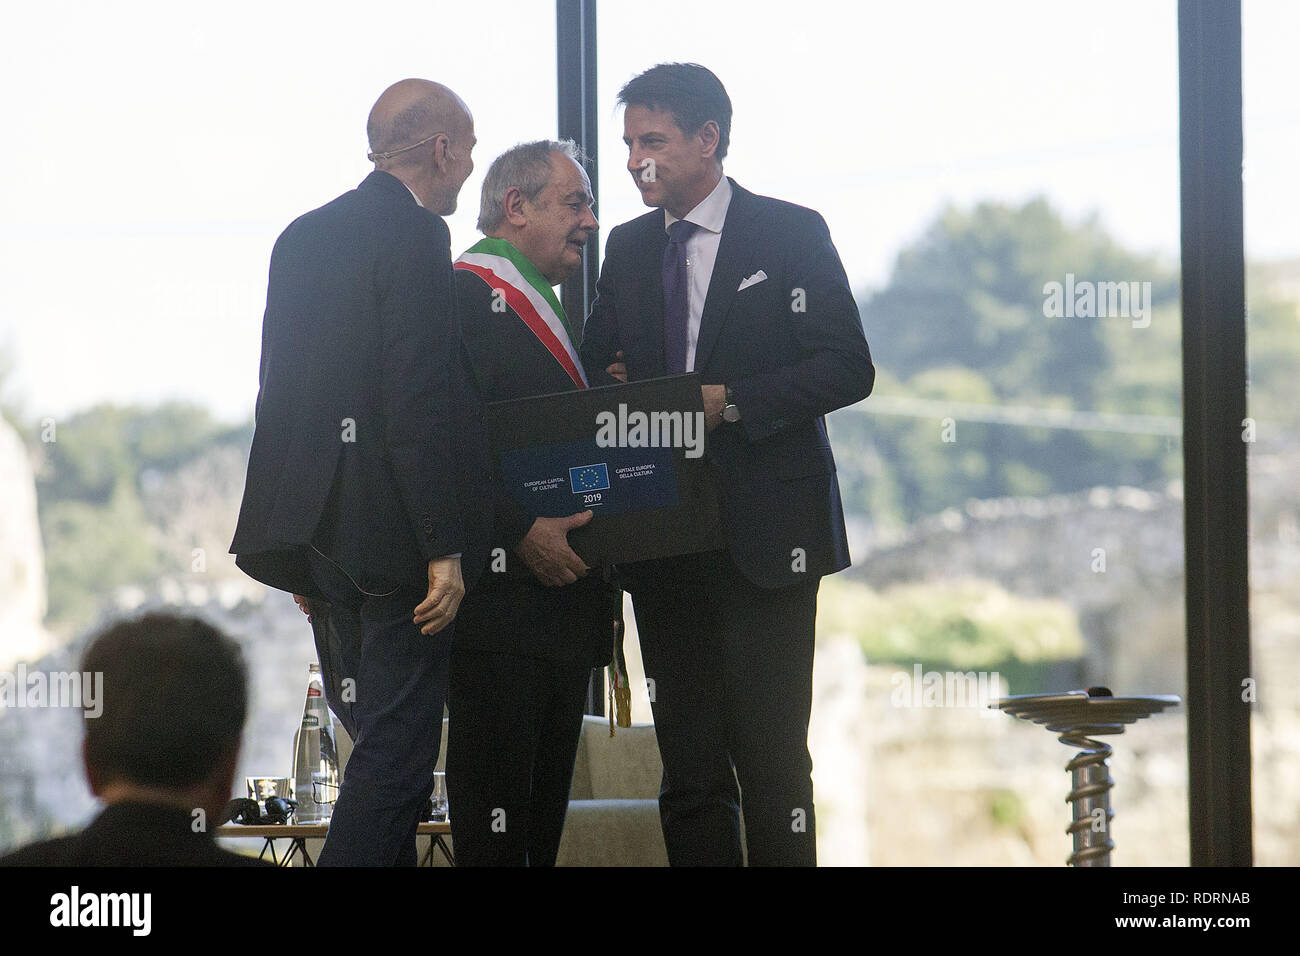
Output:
[{"xmin": 230, "ymin": 80, "xmax": 491, "ymax": 866}]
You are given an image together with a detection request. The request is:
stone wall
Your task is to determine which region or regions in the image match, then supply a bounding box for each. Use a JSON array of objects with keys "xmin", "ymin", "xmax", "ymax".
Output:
[{"xmin": 850, "ymin": 482, "xmax": 1187, "ymax": 696}]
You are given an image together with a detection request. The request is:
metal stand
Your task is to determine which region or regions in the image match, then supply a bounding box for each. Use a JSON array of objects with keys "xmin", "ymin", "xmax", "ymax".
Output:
[{"xmin": 993, "ymin": 687, "xmax": 1180, "ymax": 866}]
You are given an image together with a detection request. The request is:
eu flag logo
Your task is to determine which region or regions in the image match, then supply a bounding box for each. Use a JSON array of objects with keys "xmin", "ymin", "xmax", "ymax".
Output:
[{"xmin": 569, "ymin": 463, "xmax": 610, "ymax": 494}]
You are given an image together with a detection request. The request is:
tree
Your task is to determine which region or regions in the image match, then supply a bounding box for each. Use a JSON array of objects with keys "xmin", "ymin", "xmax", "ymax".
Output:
[
  {"xmin": 32, "ymin": 401, "xmax": 242, "ymax": 630},
  {"xmin": 838, "ymin": 198, "xmax": 1187, "ymax": 526}
]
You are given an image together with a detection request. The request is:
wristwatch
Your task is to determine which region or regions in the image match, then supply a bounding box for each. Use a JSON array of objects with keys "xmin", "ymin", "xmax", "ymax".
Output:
[{"xmin": 721, "ymin": 386, "xmax": 740, "ymax": 423}]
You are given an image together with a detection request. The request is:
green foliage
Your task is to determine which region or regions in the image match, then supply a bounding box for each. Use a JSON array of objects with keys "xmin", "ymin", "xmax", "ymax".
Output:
[
  {"xmin": 37, "ymin": 403, "xmax": 225, "ymax": 502},
  {"xmin": 837, "ymin": 198, "xmax": 1201, "ymax": 525},
  {"xmin": 33, "ymin": 402, "xmax": 247, "ymax": 631},
  {"xmin": 988, "ymin": 789, "xmax": 1025, "ymax": 829},
  {"xmin": 820, "ymin": 576, "xmax": 1084, "ymax": 670},
  {"xmin": 865, "ymin": 198, "xmax": 1180, "ymax": 403},
  {"xmin": 41, "ymin": 491, "xmax": 164, "ymax": 629},
  {"xmin": 1244, "ymin": 289, "xmax": 1300, "ymax": 433}
]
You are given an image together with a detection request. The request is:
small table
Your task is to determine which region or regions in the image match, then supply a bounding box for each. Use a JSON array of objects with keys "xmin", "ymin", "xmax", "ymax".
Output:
[
  {"xmin": 992, "ymin": 687, "xmax": 1180, "ymax": 866},
  {"xmin": 215, "ymin": 821, "xmax": 454, "ymax": 867}
]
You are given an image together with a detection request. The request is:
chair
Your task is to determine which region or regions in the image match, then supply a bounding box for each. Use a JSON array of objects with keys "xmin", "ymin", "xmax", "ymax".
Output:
[{"xmin": 556, "ymin": 715, "xmax": 668, "ymax": 866}]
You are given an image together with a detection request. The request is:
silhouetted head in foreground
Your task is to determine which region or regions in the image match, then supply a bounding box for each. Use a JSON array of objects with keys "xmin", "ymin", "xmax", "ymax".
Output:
[{"xmin": 82, "ymin": 612, "xmax": 248, "ymax": 824}]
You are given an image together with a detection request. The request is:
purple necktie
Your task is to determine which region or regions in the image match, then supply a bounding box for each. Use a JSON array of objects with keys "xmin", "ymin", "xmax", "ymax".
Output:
[{"xmin": 663, "ymin": 219, "xmax": 701, "ymax": 374}]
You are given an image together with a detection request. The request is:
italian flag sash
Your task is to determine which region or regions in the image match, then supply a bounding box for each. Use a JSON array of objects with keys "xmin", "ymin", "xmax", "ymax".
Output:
[{"xmin": 454, "ymin": 237, "xmax": 588, "ymax": 389}]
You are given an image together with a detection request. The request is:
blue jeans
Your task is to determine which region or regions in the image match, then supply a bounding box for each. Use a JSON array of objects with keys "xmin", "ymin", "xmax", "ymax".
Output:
[{"xmin": 306, "ymin": 546, "xmax": 450, "ymax": 866}]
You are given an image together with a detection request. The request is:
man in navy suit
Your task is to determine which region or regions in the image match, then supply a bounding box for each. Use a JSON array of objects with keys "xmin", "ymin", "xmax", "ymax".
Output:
[
  {"xmin": 230, "ymin": 79, "xmax": 491, "ymax": 866},
  {"xmin": 579, "ymin": 63, "xmax": 874, "ymax": 866}
]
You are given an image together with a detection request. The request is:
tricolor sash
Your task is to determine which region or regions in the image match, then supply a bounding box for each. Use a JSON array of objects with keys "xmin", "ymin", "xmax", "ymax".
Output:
[{"xmin": 454, "ymin": 237, "xmax": 588, "ymax": 389}]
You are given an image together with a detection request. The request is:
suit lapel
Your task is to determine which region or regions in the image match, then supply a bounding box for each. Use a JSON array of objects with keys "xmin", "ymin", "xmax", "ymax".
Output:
[{"xmin": 693, "ymin": 180, "xmax": 756, "ymax": 373}]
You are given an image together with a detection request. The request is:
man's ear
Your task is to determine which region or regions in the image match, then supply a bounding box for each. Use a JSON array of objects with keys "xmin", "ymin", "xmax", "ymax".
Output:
[
  {"xmin": 503, "ymin": 186, "xmax": 529, "ymax": 227},
  {"xmin": 432, "ymin": 134, "xmax": 455, "ymax": 174},
  {"xmin": 698, "ymin": 120, "xmax": 720, "ymax": 160}
]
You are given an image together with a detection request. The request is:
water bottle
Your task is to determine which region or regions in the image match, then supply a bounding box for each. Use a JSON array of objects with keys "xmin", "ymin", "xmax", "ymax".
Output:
[{"xmin": 291, "ymin": 663, "xmax": 340, "ymax": 823}]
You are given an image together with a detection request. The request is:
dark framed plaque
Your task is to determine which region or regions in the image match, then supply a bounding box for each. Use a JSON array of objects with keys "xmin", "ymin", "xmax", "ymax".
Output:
[{"xmin": 484, "ymin": 373, "xmax": 724, "ymax": 566}]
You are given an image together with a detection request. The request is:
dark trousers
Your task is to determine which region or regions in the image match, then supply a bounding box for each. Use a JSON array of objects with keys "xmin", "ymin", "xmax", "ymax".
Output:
[
  {"xmin": 445, "ymin": 648, "xmax": 590, "ymax": 866},
  {"xmin": 306, "ymin": 547, "xmax": 450, "ymax": 867},
  {"xmin": 629, "ymin": 550, "xmax": 819, "ymax": 866}
]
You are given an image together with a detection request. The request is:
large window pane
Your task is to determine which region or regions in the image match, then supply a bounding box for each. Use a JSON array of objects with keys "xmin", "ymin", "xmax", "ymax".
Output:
[
  {"xmin": 0, "ymin": 0, "xmax": 556, "ymax": 851},
  {"xmin": 1244, "ymin": 0, "xmax": 1300, "ymax": 869},
  {"xmin": 597, "ymin": 0, "xmax": 1185, "ymax": 865}
]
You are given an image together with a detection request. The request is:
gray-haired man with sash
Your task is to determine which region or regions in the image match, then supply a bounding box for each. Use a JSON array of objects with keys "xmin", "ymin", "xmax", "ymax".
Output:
[{"xmin": 445, "ymin": 140, "xmax": 620, "ymax": 866}]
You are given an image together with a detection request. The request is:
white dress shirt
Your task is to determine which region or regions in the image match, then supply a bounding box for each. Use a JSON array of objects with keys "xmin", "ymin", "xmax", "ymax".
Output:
[
  {"xmin": 664, "ymin": 173, "xmax": 733, "ymax": 372},
  {"xmin": 403, "ymin": 181, "xmax": 424, "ymax": 208}
]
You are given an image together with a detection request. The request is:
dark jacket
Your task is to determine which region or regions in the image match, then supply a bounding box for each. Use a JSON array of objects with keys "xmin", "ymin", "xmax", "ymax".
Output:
[
  {"xmin": 0, "ymin": 802, "xmax": 273, "ymax": 867},
  {"xmin": 579, "ymin": 179, "xmax": 874, "ymax": 589},
  {"xmin": 454, "ymin": 262, "xmax": 617, "ymax": 668},
  {"xmin": 230, "ymin": 171, "xmax": 492, "ymax": 597}
]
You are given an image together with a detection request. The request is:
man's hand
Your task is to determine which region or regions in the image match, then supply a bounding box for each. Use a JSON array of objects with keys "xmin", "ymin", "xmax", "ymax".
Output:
[
  {"xmin": 413, "ymin": 555, "xmax": 465, "ymax": 636},
  {"xmin": 292, "ymin": 594, "xmax": 313, "ymax": 623},
  {"xmin": 702, "ymin": 384, "xmax": 727, "ymax": 431},
  {"xmin": 605, "ymin": 350, "xmax": 628, "ymax": 383},
  {"xmin": 514, "ymin": 511, "xmax": 593, "ymax": 586}
]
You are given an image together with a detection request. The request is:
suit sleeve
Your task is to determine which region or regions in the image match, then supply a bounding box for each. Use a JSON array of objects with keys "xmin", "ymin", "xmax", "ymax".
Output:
[
  {"xmin": 579, "ymin": 229, "xmax": 624, "ymax": 387},
  {"xmin": 378, "ymin": 214, "xmax": 465, "ymax": 561},
  {"xmin": 455, "ymin": 270, "xmax": 536, "ymax": 552},
  {"xmin": 492, "ymin": 469, "xmax": 535, "ymax": 551},
  {"xmin": 728, "ymin": 211, "xmax": 875, "ymax": 442}
]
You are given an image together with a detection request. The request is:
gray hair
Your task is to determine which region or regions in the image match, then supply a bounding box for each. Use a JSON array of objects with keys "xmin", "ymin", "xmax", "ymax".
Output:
[{"xmin": 476, "ymin": 139, "xmax": 587, "ymax": 233}]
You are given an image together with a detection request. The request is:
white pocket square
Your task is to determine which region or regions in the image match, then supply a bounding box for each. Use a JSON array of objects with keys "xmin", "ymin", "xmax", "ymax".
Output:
[{"xmin": 737, "ymin": 270, "xmax": 768, "ymax": 292}]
